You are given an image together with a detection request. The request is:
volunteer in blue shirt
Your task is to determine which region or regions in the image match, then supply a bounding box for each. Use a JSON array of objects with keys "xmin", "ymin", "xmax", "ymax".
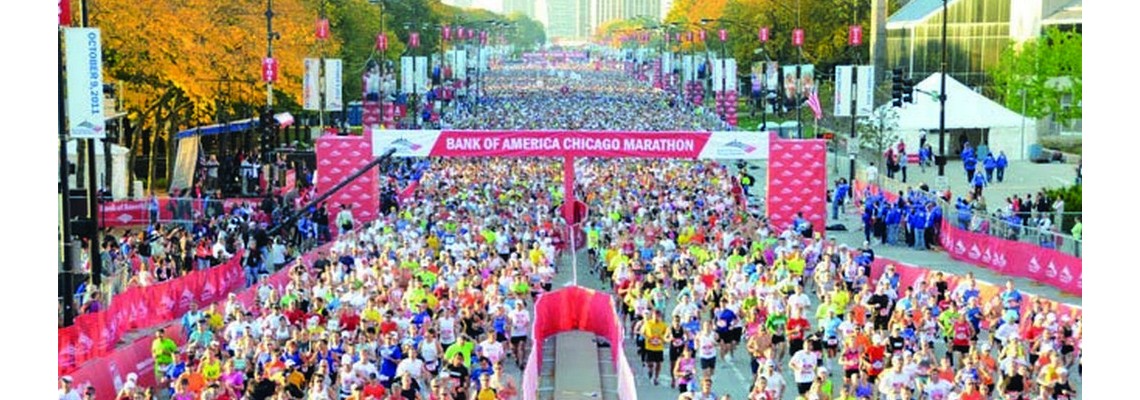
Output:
[
  {"xmin": 996, "ymin": 151, "xmax": 1008, "ymax": 182},
  {"xmin": 983, "ymin": 153, "xmax": 997, "ymax": 183},
  {"xmin": 832, "ymin": 180, "xmax": 850, "ymax": 220},
  {"xmin": 962, "ymin": 146, "xmax": 976, "ymax": 182},
  {"xmin": 911, "ymin": 208, "xmax": 927, "ymax": 250},
  {"xmin": 971, "ymin": 169, "xmax": 987, "ymax": 197},
  {"xmin": 885, "ymin": 204, "xmax": 902, "ymax": 246}
]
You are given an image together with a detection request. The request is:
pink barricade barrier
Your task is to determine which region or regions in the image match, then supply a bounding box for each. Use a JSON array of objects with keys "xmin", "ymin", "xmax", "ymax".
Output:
[
  {"xmin": 68, "ymin": 325, "xmax": 186, "ymax": 398},
  {"xmin": 940, "ymin": 219, "xmax": 1082, "ymax": 296},
  {"xmin": 59, "ymin": 252, "xmax": 244, "ymax": 376},
  {"xmin": 99, "ymin": 197, "xmax": 265, "ymax": 228},
  {"xmin": 523, "ymin": 286, "xmax": 638, "ymax": 400}
]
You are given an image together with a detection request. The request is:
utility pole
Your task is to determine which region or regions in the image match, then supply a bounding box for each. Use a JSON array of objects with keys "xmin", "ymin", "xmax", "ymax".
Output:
[
  {"xmin": 81, "ymin": 0, "xmax": 101, "ymax": 290},
  {"xmin": 58, "ymin": 4, "xmax": 76, "ymax": 327},
  {"xmin": 937, "ymin": 0, "xmax": 948, "ymax": 177},
  {"xmin": 266, "ymin": 0, "xmax": 277, "ymax": 109},
  {"xmin": 849, "ymin": 0, "xmax": 860, "ymax": 183}
]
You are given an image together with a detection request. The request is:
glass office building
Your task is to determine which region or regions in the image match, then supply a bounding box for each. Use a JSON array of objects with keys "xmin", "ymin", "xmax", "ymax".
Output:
[{"xmin": 884, "ymin": 0, "xmax": 1079, "ymax": 98}]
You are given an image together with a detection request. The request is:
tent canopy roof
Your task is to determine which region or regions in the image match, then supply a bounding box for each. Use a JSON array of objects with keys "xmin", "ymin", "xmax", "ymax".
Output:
[{"xmin": 889, "ymin": 73, "xmax": 1032, "ymax": 131}]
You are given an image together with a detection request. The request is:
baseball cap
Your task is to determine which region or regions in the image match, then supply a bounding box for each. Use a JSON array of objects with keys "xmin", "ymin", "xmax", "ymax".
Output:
[{"xmin": 62, "ymin": 376, "xmax": 73, "ymax": 383}]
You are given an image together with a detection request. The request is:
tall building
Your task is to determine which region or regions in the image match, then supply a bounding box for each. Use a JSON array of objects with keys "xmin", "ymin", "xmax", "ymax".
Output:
[
  {"xmin": 503, "ymin": 0, "xmax": 536, "ymax": 19},
  {"xmin": 547, "ymin": 0, "xmax": 590, "ymax": 40},
  {"xmin": 660, "ymin": 0, "xmax": 673, "ymax": 21},
  {"xmin": 587, "ymin": 0, "xmax": 662, "ymax": 38},
  {"xmin": 885, "ymin": 0, "xmax": 1081, "ymax": 94}
]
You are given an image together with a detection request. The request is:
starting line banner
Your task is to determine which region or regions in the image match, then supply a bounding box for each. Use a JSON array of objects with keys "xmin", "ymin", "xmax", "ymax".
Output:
[{"xmin": 372, "ymin": 130, "xmax": 771, "ymax": 160}]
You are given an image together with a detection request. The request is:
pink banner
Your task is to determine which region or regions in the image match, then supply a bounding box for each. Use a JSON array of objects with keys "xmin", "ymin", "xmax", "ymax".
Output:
[
  {"xmin": 522, "ymin": 286, "xmax": 637, "ymax": 400},
  {"xmin": 315, "ymin": 134, "xmax": 380, "ymax": 234},
  {"xmin": 98, "ymin": 197, "xmax": 264, "ymax": 228},
  {"xmin": 766, "ymin": 134, "xmax": 827, "ymax": 237},
  {"xmin": 69, "ymin": 325, "xmax": 185, "ymax": 398},
  {"xmin": 58, "ymin": 253, "xmax": 243, "ymax": 375},
  {"xmin": 940, "ymin": 219, "xmax": 1082, "ymax": 296},
  {"xmin": 429, "ymin": 131, "xmax": 711, "ymax": 159}
]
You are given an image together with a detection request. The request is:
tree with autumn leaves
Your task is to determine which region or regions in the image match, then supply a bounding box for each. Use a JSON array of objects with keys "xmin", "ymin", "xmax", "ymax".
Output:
[{"xmin": 77, "ymin": 0, "xmax": 541, "ymax": 190}]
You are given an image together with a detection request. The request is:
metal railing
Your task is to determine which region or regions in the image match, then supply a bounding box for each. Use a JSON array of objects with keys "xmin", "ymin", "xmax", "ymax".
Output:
[{"xmin": 862, "ymin": 173, "xmax": 1082, "ymax": 258}]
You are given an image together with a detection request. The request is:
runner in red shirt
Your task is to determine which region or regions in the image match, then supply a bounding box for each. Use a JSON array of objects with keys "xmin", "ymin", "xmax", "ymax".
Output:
[
  {"xmin": 785, "ymin": 311, "xmax": 811, "ymax": 356},
  {"xmin": 862, "ymin": 335, "xmax": 887, "ymax": 384},
  {"xmin": 951, "ymin": 315, "xmax": 973, "ymax": 366}
]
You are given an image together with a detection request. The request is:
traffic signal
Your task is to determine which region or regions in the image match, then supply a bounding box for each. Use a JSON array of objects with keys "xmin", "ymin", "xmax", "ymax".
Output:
[
  {"xmin": 891, "ymin": 68, "xmax": 903, "ymax": 108},
  {"xmin": 902, "ymin": 78, "xmax": 915, "ymax": 103},
  {"xmin": 259, "ymin": 107, "xmax": 276, "ymax": 156}
]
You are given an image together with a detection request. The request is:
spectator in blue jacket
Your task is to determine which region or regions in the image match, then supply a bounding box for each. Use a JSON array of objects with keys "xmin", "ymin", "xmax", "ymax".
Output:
[
  {"xmin": 971, "ymin": 169, "xmax": 987, "ymax": 197},
  {"xmin": 862, "ymin": 202, "xmax": 875, "ymax": 244},
  {"xmin": 911, "ymin": 207, "xmax": 927, "ymax": 250},
  {"xmin": 983, "ymin": 153, "xmax": 997, "ymax": 183},
  {"xmin": 886, "ymin": 204, "xmax": 902, "ymax": 245},
  {"xmin": 996, "ymin": 151, "xmax": 1008, "ymax": 182}
]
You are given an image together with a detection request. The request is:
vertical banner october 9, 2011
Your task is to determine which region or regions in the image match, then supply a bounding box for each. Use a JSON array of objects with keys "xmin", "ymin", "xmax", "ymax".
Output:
[{"xmin": 65, "ymin": 27, "xmax": 106, "ymax": 139}]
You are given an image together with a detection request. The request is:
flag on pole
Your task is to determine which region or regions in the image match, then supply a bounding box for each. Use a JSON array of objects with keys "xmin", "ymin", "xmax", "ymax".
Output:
[{"xmin": 807, "ymin": 88, "xmax": 823, "ymax": 120}]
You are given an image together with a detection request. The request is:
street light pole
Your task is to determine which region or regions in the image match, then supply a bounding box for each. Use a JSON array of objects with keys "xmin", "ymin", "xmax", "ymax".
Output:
[
  {"xmin": 266, "ymin": 0, "xmax": 276, "ymax": 108},
  {"xmin": 937, "ymin": 0, "xmax": 947, "ymax": 177}
]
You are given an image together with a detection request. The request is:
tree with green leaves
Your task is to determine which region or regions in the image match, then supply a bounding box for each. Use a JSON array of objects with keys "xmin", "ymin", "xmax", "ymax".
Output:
[
  {"xmin": 858, "ymin": 106, "xmax": 899, "ymax": 185},
  {"xmin": 992, "ymin": 27, "xmax": 1082, "ymax": 126}
]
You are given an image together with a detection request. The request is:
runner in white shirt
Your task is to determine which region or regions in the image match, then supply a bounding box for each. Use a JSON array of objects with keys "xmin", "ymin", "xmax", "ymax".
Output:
[
  {"xmin": 508, "ymin": 302, "xmax": 531, "ymax": 368},
  {"xmin": 696, "ymin": 322, "xmax": 720, "ymax": 378},
  {"xmin": 480, "ymin": 334, "xmax": 506, "ymax": 365},
  {"xmin": 437, "ymin": 309, "xmax": 459, "ymax": 349},
  {"xmin": 789, "ymin": 348, "xmax": 819, "ymax": 396}
]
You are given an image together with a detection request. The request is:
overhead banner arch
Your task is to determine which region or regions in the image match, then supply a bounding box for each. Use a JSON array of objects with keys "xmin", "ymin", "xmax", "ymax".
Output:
[{"xmin": 371, "ymin": 130, "xmax": 771, "ymax": 160}]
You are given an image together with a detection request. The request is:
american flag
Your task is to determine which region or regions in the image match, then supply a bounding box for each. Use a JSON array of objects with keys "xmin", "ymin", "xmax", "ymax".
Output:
[{"xmin": 806, "ymin": 88, "xmax": 823, "ymax": 120}]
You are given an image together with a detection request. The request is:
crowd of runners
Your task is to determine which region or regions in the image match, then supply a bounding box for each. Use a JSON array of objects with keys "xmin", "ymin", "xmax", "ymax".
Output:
[
  {"xmin": 579, "ymin": 159, "xmax": 1082, "ymax": 399},
  {"xmin": 446, "ymin": 64, "xmax": 730, "ymax": 132},
  {"xmin": 62, "ymin": 58, "xmax": 1081, "ymax": 400}
]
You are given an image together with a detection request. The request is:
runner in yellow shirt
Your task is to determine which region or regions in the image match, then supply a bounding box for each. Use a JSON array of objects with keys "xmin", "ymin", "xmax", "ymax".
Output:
[{"xmin": 641, "ymin": 309, "xmax": 669, "ymax": 386}]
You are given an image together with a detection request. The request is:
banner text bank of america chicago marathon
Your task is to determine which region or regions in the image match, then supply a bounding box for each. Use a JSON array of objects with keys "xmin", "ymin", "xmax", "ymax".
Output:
[{"xmin": 491, "ymin": 136, "xmax": 699, "ymax": 152}]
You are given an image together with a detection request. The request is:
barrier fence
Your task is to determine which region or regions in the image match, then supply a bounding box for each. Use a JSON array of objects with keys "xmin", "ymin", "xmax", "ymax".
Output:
[
  {"xmin": 852, "ymin": 180, "xmax": 1082, "ymax": 296},
  {"xmin": 63, "ymin": 241, "xmax": 336, "ymax": 393},
  {"xmin": 97, "ymin": 197, "xmax": 267, "ymax": 228},
  {"xmin": 58, "ymin": 251, "xmax": 244, "ymax": 376},
  {"xmin": 864, "ymin": 175, "xmax": 1082, "ymax": 258}
]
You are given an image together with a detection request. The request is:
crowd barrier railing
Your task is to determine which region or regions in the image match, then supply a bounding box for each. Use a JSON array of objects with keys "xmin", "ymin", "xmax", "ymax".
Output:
[
  {"xmin": 63, "ymin": 241, "xmax": 336, "ymax": 393},
  {"xmin": 852, "ymin": 180, "xmax": 1082, "ymax": 296},
  {"xmin": 98, "ymin": 197, "xmax": 266, "ymax": 228},
  {"xmin": 58, "ymin": 251, "xmax": 244, "ymax": 376}
]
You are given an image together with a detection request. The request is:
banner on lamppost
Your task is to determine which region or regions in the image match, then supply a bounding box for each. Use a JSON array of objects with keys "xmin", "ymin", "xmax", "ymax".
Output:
[
  {"xmin": 65, "ymin": 27, "xmax": 106, "ymax": 139},
  {"xmin": 758, "ymin": 27, "xmax": 769, "ymax": 43},
  {"xmin": 712, "ymin": 59, "xmax": 724, "ymax": 93},
  {"xmin": 316, "ymin": 19, "xmax": 329, "ymax": 39},
  {"xmin": 443, "ymin": 25, "xmax": 452, "ymax": 41},
  {"xmin": 698, "ymin": 30, "xmax": 706, "ymax": 42},
  {"xmin": 766, "ymin": 62, "xmax": 779, "ymax": 94},
  {"xmin": 303, "ymin": 58, "xmax": 321, "ymax": 111},
  {"xmin": 409, "ymin": 32, "xmax": 420, "ymax": 48},
  {"xmin": 792, "ymin": 28, "xmax": 804, "ymax": 46},
  {"xmin": 856, "ymin": 65, "xmax": 875, "ymax": 116},
  {"xmin": 799, "ymin": 64, "xmax": 815, "ymax": 100},
  {"xmin": 751, "ymin": 63, "xmax": 764, "ymax": 92},
  {"xmin": 682, "ymin": 55, "xmax": 694, "ymax": 83},
  {"xmin": 834, "ymin": 65, "xmax": 853, "ymax": 117},
  {"xmin": 782, "ymin": 65, "xmax": 798, "ymax": 99},
  {"xmin": 718, "ymin": 29, "xmax": 727, "ymax": 42},
  {"xmin": 376, "ymin": 33, "xmax": 388, "ymax": 51},
  {"xmin": 324, "ymin": 59, "xmax": 343, "ymax": 111},
  {"xmin": 262, "ymin": 57, "xmax": 278, "ymax": 83},
  {"xmin": 455, "ymin": 50, "xmax": 467, "ymax": 80},
  {"xmin": 401, "ymin": 56, "xmax": 414, "ymax": 95},
  {"xmin": 414, "ymin": 56, "xmax": 428, "ymax": 94},
  {"xmin": 849, "ymin": 25, "xmax": 863, "ymax": 46},
  {"xmin": 725, "ymin": 58, "xmax": 737, "ymax": 92}
]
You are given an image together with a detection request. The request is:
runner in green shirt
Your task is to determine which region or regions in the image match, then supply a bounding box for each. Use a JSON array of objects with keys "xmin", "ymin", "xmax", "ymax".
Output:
[{"xmin": 151, "ymin": 328, "xmax": 178, "ymax": 382}]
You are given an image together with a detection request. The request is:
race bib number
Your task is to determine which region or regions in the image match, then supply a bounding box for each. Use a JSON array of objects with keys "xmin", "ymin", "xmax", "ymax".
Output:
[
  {"xmin": 672, "ymin": 339, "xmax": 684, "ymax": 347},
  {"xmin": 956, "ymin": 332, "xmax": 968, "ymax": 340},
  {"xmin": 827, "ymin": 338, "xmax": 838, "ymax": 346},
  {"xmin": 880, "ymin": 308, "xmax": 889, "ymax": 316},
  {"xmin": 717, "ymin": 320, "xmax": 727, "ymax": 328},
  {"xmin": 649, "ymin": 338, "xmax": 664, "ymax": 347},
  {"xmin": 872, "ymin": 360, "xmax": 883, "ymax": 370}
]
